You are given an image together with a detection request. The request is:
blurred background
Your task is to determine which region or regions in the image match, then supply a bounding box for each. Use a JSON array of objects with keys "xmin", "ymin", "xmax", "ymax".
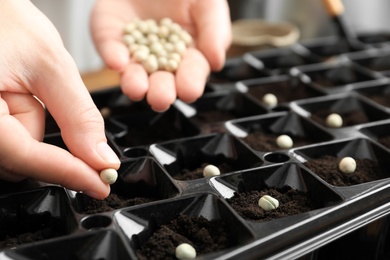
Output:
[{"xmin": 31, "ymin": 0, "xmax": 390, "ymax": 74}]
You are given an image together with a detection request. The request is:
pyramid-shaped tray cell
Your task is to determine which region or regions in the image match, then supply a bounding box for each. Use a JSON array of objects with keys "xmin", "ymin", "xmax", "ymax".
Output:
[
  {"xmin": 244, "ymin": 45, "xmax": 316, "ymax": 76},
  {"xmin": 292, "ymin": 93, "xmax": 390, "ymax": 129},
  {"xmin": 225, "ymin": 112, "xmax": 334, "ymax": 154},
  {"xmin": 179, "ymin": 91, "xmax": 268, "ymax": 134},
  {"xmin": 4, "ymin": 229, "xmax": 133, "ymax": 260},
  {"xmin": 359, "ymin": 121, "xmax": 390, "ymax": 151},
  {"xmin": 237, "ymin": 75, "xmax": 325, "ymax": 110},
  {"xmin": 345, "ymin": 48, "xmax": 390, "ymax": 76},
  {"xmin": 72, "ymin": 157, "xmax": 180, "ymax": 214},
  {"xmin": 0, "ymin": 187, "xmax": 77, "ymax": 251},
  {"xmin": 357, "ymin": 31, "xmax": 390, "ymax": 48},
  {"xmin": 110, "ymin": 106, "xmax": 200, "ymax": 150},
  {"xmin": 149, "ymin": 133, "xmax": 263, "ymax": 181},
  {"xmin": 297, "ymin": 36, "xmax": 351, "ymax": 62},
  {"xmin": 115, "ymin": 193, "xmax": 255, "ymax": 259},
  {"xmin": 291, "ymin": 138, "xmax": 390, "ymax": 190},
  {"xmin": 210, "ymin": 163, "xmax": 343, "ymax": 232},
  {"xmin": 354, "ymin": 78, "xmax": 390, "ymax": 112},
  {"xmin": 208, "ymin": 55, "xmax": 268, "ymax": 86},
  {"xmin": 296, "ymin": 61, "xmax": 382, "ymax": 93}
]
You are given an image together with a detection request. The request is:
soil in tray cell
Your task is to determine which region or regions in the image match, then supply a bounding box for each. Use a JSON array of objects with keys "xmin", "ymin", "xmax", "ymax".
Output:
[
  {"xmin": 226, "ymin": 186, "xmax": 319, "ymax": 222},
  {"xmin": 136, "ymin": 215, "xmax": 234, "ymax": 260},
  {"xmin": 303, "ymin": 155, "xmax": 384, "ymax": 186}
]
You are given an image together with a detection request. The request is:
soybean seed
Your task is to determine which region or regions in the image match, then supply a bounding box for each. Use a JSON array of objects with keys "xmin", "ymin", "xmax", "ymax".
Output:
[
  {"xmin": 100, "ymin": 168, "xmax": 118, "ymax": 185},
  {"xmin": 175, "ymin": 243, "xmax": 196, "ymax": 259},
  {"xmin": 339, "ymin": 157, "xmax": 356, "ymax": 174}
]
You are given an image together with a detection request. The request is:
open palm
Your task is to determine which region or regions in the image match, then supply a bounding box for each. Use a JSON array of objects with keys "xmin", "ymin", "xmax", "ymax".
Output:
[{"xmin": 90, "ymin": 0, "xmax": 232, "ymax": 111}]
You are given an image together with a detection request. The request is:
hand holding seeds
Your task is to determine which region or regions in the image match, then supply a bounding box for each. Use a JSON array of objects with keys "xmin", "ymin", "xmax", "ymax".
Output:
[
  {"xmin": 90, "ymin": 0, "xmax": 232, "ymax": 112},
  {"xmin": 123, "ymin": 18, "xmax": 192, "ymax": 74}
]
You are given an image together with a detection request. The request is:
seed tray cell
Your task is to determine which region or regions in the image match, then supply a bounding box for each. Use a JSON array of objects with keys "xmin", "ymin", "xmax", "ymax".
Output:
[
  {"xmin": 149, "ymin": 133, "xmax": 263, "ymax": 183},
  {"xmin": 236, "ymin": 75, "xmax": 326, "ymax": 110},
  {"xmin": 225, "ymin": 112, "xmax": 334, "ymax": 161},
  {"xmin": 291, "ymin": 138, "xmax": 390, "ymax": 192},
  {"xmin": 294, "ymin": 60, "xmax": 383, "ymax": 94},
  {"xmin": 358, "ymin": 121, "xmax": 390, "ymax": 151},
  {"xmin": 353, "ymin": 78, "xmax": 390, "ymax": 113},
  {"xmin": 344, "ymin": 47, "xmax": 390, "ymax": 76},
  {"xmin": 296, "ymin": 36, "xmax": 351, "ymax": 62},
  {"xmin": 292, "ymin": 92, "xmax": 390, "ymax": 133},
  {"xmin": 244, "ymin": 45, "xmax": 316, "ymax": 76},
  {"xmin": 207, "ymin": 55, "xmax": 267, "ymax": 88},
  {"xmin": 5, "ymin": 38, "xmax": 390, "ymax": 260},
  {"xmin": 175, "ymin": 91, "xmax": 268, "ymax": 134}
]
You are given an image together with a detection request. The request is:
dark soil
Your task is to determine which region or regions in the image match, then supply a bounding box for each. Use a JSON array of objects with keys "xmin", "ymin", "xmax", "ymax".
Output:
[
  {"xmin": 365, "ymin": 94, "xmax": 390, "ymax": 108},
  {"xmin": 243, "ymin": 131, "xmax": 311, "ymax": 152},
  {"xmin": 309, "ymin": 67, "xmax": 369, "ymax": 87},
  {"xmin": 311, "ymin": 110, "xmax": 369, "ymax": 127},
  {"xmin": 175, "ymin": 163, "xmax": 233, "ymax": 181},
  {"xmin": 136, "ymin": 215, "xmax": 235, "ymax": 260},
  {"xmin": 378, "ymin": 135, "xmax": 390, "ymax": 149},
  {"xmin": 303, "ymin": 155, "xmax": 384, "ymax": 186},
  {"xmin": 192, "ymin": 110, "xmax": 236, "ymax": 125},
  {"xmin": 81, "ymin": 193, "xmax": 156, "ymax": 214},
  {"xmin": 0, "ymin": 228, "xmax": 53, "ymax": 250},
  {"xmin": 247, "ymin": 81, "xmax": 321, "ymax": 104},
  {"xmin": 226, "ymin": 187, "xmax": 318, "ymax": 222}
]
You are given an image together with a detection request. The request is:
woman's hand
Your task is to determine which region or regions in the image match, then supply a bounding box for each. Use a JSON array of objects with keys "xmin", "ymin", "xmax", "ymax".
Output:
[
  {"xmin": 90, "ymin": 0, "xmax": 232, "ymax": 112},
  {"xmin": 0, "ymin": 0, "xmax": 120, "ymax": 199}
]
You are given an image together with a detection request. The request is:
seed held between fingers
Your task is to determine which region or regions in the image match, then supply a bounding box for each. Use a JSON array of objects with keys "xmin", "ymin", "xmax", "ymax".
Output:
[{"xmin": 100, "ymin": 168, "xmax": 118, "ymax": 185}]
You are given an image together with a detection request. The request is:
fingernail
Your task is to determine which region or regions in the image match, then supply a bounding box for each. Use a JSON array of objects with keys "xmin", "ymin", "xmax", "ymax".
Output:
[{"xmin": 97, "ymin": 142, "xmax": 120, "ymax": 165}]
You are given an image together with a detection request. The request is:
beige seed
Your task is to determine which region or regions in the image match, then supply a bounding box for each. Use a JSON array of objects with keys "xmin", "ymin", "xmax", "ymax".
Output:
[
  {"xmin": 158, "ymin": 25, "xmax": 170, "ymax": 38},
  {"xmin": 169, "ymin": 52, "xmax": 181, "ymax": 63},
  {"xmin": 132, "ymin": 49, "xmax": 149, "ymax": 62},
  {"xmin": 276, "ymin": 135, "xmax": 293, "ymax": 149},
  {"xmin": 160, "ymin": 17, "xmax": 173, "ymax": 27},
  {"xmin": 169, "ymin": 23, "xmax": 182, "ymax": 34},
  {"xmin": 130, "ymin": 29, "xmax": 143, "ymax": 41},
  {"xmin": 143, "ymin": 55, "xmax": 159, "ymax": 74},
  {"xmin": 123, "ymin": 35, "xmax": 135, "ymax": 46},
  {"xmin": 262, "ymin": 93, "xmax": 278, "ymax": 106},
  {"xmin": 258, "ymin": 195, "xmax": 279, "ymax": 211},
  {"xmin": 203, "ymin": 164, "xmax": 221, "ymax": 177},
  {"xmin": 174, "ymin": 41, "xmax": 187, "ymax": 56},
  {"xmin": 339, "ymin": 157, "xmax": 356, "ymax": 174},
  {"xmin": 168, "ymin": 33, "xmax": 181, "ymax": 44},
  {"xmin": 326, "ymin": 113, "xmax": 343, "ymax": 128},
  {"xmin": 123, "ymin": 22, "xmax": 136, "ymax": 34},
  {"xmin": 100, "ymin": 168, "xmax": 118, "ymax": 185},
  {"xmin": 158, "ymin": 56, "xmax": 168, "ymax": 70},
  {"xmin": 175, "ymin": 243, "xmax": 196, "ymax": 259},
  {"xmin": 180, "ymin": 31, "xmax": 193, "ymax": 46},
  {"xmin": 165, "ymin": 59, "xmax": 179, "ymax": 72}
]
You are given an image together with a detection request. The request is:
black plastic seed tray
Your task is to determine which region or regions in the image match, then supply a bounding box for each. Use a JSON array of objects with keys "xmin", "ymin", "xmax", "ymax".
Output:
[{"xmin": 3, "ymin": 37, "xmax": 390, "ymax": 260}]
